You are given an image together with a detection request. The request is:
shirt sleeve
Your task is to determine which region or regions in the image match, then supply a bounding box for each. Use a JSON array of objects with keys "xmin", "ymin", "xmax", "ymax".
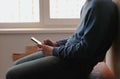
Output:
[
  {"xmin": 53, "ymin": 8, "xmax": 96, "ymax": 60},
  {"xmin": 56, "ymin": 38, "xmax": 68, "ymax": 46},
  {"xmin": 53, "ymin": 39, "xmax": 88, "ymax": 60}
]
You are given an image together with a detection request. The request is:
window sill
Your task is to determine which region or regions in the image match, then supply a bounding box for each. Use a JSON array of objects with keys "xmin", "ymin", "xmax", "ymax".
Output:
[{"xmin": 0, "ymin": 28, "xmax": 76, "ymax": 34}]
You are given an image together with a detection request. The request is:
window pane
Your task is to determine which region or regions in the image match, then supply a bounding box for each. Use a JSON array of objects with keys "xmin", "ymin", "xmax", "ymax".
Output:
[
  {"xmin": 0, "ymin": 0, "xmax": 39, "ymax": 23},
  {"xmin": 50, "ymin": 0, "xmax": 86, "ymax": 19}
]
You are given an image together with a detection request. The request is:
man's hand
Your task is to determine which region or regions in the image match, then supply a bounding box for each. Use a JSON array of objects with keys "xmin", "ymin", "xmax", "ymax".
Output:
[
  {"xmin": 37, "ymin": 44, "xmax": 54, "ymax": 56},
  {"xmin": 43, "ymin": 39, "xmax": 59, "ymax": 47},
  {"xmin": 36, "ymin": 39, "xmax": 59, "ymax": 56}
]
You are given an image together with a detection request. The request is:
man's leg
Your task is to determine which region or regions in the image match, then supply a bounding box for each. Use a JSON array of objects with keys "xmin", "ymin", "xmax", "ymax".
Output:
[
  {"xmin": 6, "ymin": 56, "xmax": 69, "ymax": 79},
  {"xmin": 13, "ymin": 51, "xmax": 44, "ymax": 65},
  {"xmin": 6, "ymin": 55, "xmax": 95, "ymax": 79}
]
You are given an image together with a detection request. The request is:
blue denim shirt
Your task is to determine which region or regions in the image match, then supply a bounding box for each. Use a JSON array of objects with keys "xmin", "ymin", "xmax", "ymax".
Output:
[{"xmin": 53, "ymin": 0, "xmax": 118, "ymax": 62}]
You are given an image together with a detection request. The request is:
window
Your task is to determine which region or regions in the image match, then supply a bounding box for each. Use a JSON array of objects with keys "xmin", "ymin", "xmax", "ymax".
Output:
[
  {"xmin": 0, "ymin": 0, "xmax": 86, "ymax": 28},
  {"xmin": 50, "ymin": 0, "xmax": 86, "ymax": 19},
  {"xmin": 0, "ymin": 0, "xmax": 39, "ymax": 23},
  {"xmin": 45, "ymin": 0, "xmax": 86, "ymax": 25}
]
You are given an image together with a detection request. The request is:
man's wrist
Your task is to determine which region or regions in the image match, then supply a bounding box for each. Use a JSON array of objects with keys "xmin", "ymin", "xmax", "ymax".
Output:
[{"xmin": 54, "ymin": 42, "xmax": 60, "ymax": 47}]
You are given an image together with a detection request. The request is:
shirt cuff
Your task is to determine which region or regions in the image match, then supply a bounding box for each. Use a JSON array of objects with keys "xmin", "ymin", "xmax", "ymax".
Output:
[{"xmin": 53, "ymin": 47, "xmax": 60, "ymax": 56}]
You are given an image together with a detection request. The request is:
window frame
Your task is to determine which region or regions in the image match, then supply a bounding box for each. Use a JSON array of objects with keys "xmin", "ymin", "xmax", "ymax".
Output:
[
  {"xmin": 0, "ymin": 0, "xmax": 42, "ymax": 28},
  {"xmin": 43, "ymin": 0, "xmax": 80, "ymax": 26},
  {"xmin": 0, "ymin": 0, "xmax": 83, "ymax": 28}
]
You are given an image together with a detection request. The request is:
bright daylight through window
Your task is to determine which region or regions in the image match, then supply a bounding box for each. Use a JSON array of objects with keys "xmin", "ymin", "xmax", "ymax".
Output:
[
  {"xmin": 50, "ymin": 0, "xmax": 86, "ymax": 19},
  {"xmin": 0, "ymin": 0, "xmax": 39, "ymax": 23},
  {"xmin": 0, "ymin": 0, "xmax": 86, "ymax": 26}
]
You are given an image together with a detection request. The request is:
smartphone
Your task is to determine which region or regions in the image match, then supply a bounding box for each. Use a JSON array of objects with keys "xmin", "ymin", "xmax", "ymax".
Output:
[{"xmin": 31, "ymin": 37, "xmax": 42, "ymax": 45}]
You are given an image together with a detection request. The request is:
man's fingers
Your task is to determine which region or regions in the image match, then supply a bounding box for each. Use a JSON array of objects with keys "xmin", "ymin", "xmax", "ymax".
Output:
[
  {"xmin": 38, "ymin": 48, "xmax": 43, "ymax": 51},
  {"xmin": 37, "ymin": 44, "xmax": 42, "ymax": 48}
]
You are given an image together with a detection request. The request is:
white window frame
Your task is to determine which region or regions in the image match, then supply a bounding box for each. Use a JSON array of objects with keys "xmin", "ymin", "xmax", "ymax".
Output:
[
  {"xmin": 0, "ymin": 0, "xmax": 42, "ymax": 28},
  {"xmin": 0, "ymin": 0, "xmax": 83, "ymax": 29},
  {"xmin": 43, "ymin": 0, "xmax": 80, "ymax": 27}
]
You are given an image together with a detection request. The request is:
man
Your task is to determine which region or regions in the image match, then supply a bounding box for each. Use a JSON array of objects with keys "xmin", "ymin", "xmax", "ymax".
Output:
[{"xmin": 6, "ymin": 0, "xmax": 118, "ymax": 79}]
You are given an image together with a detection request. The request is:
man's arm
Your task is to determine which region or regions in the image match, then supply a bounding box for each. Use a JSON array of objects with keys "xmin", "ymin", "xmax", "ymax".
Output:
[
  {"xmin": 52, "ymin": 7, "xmax": 96, "ymax": 60},
  {"xmin": 53, "ymin": 39, "xmax": 89, "ymax": 60},
  {"xmin": 56, "ymin": 38, "xmax": 68, "ymax": 46}
]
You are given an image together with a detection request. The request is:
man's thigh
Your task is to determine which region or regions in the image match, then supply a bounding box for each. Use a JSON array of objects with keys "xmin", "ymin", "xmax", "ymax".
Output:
[
  {"xmin": 13, "ymin": 51, "xmax": 44, "ymax": 65},
  {"xmin": 6, "ymin": 56, "xmax": 68, "ymax": 79},
  {"xmin": 6, "ymin": 56, "xmax": 92, "ymax": 79}
]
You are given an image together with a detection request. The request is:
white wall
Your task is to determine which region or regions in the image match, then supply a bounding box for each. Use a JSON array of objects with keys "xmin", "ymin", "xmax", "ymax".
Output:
[{"xmin": 0, "ymin": 32, "xmax": 72, "ymax": 79}]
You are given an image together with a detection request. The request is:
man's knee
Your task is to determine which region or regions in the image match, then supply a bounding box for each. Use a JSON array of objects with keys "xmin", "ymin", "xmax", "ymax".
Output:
[
  {"xmin": 6, "ymin": 67, "xmax": 27, "ymax": 79},
  {"xmin": 6, "ymin": 68, "xmax": 17, "ymax": 79},
  {"xmin": 13, "ymin": 51, "xmax": 44, "ymax": 65}
]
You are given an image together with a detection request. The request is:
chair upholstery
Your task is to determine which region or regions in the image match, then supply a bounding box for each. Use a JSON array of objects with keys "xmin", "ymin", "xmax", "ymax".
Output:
[{"xmin": 88, "ymin": 62, "xmax": 114, "ymax": 79}]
